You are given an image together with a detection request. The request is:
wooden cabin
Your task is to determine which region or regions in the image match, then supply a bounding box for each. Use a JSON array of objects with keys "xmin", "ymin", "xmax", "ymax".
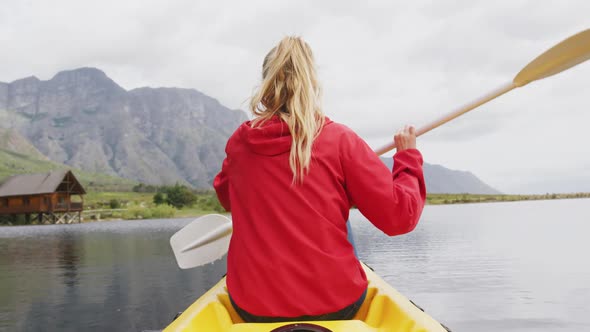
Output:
[{"xmin": 0, "ymin": 170, "xmax": 86, "ymax": 224}]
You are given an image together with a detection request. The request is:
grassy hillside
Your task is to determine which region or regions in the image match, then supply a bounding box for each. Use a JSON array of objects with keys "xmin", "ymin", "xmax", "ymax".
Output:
[
  {"xmin": 0, "ymin": 148, "xmax": 137, "ymax": 192},
  {"xmin": 0, "ymin": 128, "xmax": 48, "ymax": 160}
]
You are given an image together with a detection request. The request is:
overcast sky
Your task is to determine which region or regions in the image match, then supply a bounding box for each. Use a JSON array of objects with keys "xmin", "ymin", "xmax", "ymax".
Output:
[{"xmin": 1, "ymin": 0, "xmax": 589, "ymax": 193}]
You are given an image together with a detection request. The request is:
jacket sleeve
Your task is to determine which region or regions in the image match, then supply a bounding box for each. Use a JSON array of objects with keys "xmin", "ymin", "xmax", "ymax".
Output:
[
  {"xmin": 213, "ymin": 154, "xmax": 231, "ymax": 212},
  {"xmin": 340, "ymin": 130, "xmax": 426, "ymax": 236}
]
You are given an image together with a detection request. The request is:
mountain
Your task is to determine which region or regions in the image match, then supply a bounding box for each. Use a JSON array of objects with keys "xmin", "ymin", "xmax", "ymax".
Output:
[
  {"xmin": 380, "ymin": 157, "xmax": 501, "ymax": 194},
  {"xmin": 0, "ymin": 125, "xmax": 137, "ymax": 191},
  {"xmin": 0, "ymin": 128, "xmax": 48, "ymax": 160},
  {"xmin": 1, "ymin": 67, "xmax": 499, "ymax": 193},
  {"xmin": 0, "ymin": 68, "xmax": 247, "ymax": 187},
  {"xmin": 0, "ymin": 148, "xmax": 137, "ymax": 192}
]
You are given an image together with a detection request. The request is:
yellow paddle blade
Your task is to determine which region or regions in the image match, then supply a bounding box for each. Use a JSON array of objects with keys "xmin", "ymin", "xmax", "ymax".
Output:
[{"xmin": 513, "ymin": 29, "xmax": 590, "ymax": 87}]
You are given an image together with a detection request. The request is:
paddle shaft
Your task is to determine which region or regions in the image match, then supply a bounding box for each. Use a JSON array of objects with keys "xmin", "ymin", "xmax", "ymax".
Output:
[{"xmin": 374, "ymin": 81, "xmax": 517, "ymax": 156}]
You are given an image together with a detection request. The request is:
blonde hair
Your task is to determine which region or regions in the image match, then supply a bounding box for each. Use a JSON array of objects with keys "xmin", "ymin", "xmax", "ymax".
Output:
[{"xmin": 250, "ymin": 36, "xmax": 324, "ymax": 183}]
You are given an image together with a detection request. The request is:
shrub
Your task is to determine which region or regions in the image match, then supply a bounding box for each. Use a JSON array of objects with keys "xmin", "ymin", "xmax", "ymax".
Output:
[
  {"xmin": 109, "ymin": 199, "xmax": 121, "ymax": 209},
  {"xmin": 165, "ymin": 184, "xmax": 197, "ymax": 208},
  {"xmin": 153, "ymin": 192, "xmax": 166, "ymax": 205}
]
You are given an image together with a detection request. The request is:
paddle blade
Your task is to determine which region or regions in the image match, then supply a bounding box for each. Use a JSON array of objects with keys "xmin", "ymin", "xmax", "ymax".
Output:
[
  {"xmin": 170, "ymin": 214, "xmax": 232, "ymax": 269},
  {"xmin": 513, "ymin": 29, "xmax": 590, "ymax": 87}
]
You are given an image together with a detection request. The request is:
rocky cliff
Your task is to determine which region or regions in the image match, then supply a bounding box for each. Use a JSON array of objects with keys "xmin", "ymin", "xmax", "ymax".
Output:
[
  {"xmin": 0, "ymin": 68, "xmax": 247, "ymax": 187},
  {"xmin": 1, "ymin": 68, "xmax": 501, "ymax": 192}
]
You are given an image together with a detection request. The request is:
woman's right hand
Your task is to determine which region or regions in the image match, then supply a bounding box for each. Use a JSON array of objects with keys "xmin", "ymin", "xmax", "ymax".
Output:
[{"xmin": 394, "ymin": 125, "xmax": 417, "ymax": 151}]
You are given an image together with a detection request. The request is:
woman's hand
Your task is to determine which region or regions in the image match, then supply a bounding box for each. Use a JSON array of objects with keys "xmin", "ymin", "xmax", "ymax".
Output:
[{"xmin": 394, "ymin": 125, "xmax": 417, "ymax": 151}]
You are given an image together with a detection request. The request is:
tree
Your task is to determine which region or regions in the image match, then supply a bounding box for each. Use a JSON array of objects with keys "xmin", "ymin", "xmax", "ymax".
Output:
[
  {"xmin": 132, "ymin": 183, "xmax": 145, "ymax": 192},
  {"xmin": 153, "ymin": 192, "xmax": 166, "ymax": 205},
  {"xmin": 134, "ymin": 183, "xmax": 158, "ymax": 193},
  {"xmin": 165, "ymin": 184, "xmax": 196, "ymax": 209}
]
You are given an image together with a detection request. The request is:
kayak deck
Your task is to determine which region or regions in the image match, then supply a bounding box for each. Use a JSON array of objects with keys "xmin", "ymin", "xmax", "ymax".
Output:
[{"xmin": 164, "ymin": 263, "xmax": 448, "ymax": 332}]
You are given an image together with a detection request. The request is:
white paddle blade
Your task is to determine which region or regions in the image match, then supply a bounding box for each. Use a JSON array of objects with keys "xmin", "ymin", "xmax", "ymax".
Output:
[{"xmin": 170, "ymin": 214, "xmax": 233, "ymax": 269}]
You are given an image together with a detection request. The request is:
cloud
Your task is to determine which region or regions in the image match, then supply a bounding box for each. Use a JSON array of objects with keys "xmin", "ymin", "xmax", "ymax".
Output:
[{"xmin": 1, "ymin": 0, "xmax": 589, "ymax": 193}]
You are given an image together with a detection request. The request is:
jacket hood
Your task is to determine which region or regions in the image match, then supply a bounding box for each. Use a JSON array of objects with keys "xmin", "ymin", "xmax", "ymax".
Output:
[{"xmin": 239, "ymin": 116, "xmax": 332, "ymax": 156}]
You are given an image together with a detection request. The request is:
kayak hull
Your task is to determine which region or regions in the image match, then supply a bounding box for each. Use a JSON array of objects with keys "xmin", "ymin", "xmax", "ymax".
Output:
[{"xmin": 164, "ymin": 263, "xmax": 447, "ymax": 332}]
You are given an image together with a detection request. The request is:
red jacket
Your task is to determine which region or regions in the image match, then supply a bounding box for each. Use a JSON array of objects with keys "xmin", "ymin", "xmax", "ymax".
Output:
[{"xmin": 214, "ymin": 116, "xmax": 426, "ymax": 318}]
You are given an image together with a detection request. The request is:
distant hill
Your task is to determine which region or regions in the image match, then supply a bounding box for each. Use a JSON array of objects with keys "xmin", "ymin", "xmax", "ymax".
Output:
[
  {"xmin": 380, "ymin": 157, "xmax": 501, "ymax": 194},
  {"xmin": 0, "ymin": 148, "xmax": 137, "ymax": 192},
  {"xmin": 0, "ymin": 68, "xmax": 247, "ymax": 187}
]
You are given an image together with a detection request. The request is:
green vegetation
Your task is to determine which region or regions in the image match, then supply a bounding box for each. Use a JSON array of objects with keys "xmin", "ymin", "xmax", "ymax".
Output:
[
  {"xmin": 2, "ymin": 147, "xmax": 589, "ymax": 225},
  {"xmin": 153, "ymin": 192, "xmax": 165, "ymax": 205},
  {"xmin": 109, "ymin": 199, "xmax": 121, "ymax": 209},
  {"xmin": 81, "ymin": 190, "xmax": 590, "ymax": 222},
  {"xmin": 132, "ymin": 183, "xmax": 159, "ymax": 193},
  {"xmin": 162, "ymin": 184, "xmax": 197, "ymax": 208},
  {"xmin": 84, "ymin": 191, "xmax": 155, "ymax": 209},
  {"xmin": 427, "ymin": 192, "xmax": 590, "ymax": 205},
  {"xmin": 0, "ymin": 148, "xmax": 137, "ymax": 192},
  {"xmin": 0, "ymin": 151, "xmax": 227, "ymax": 224},
  {"xmin": 81, "ymin": 189, "xmax": 225, "ymax": 222},
  {"xmin": 3, "ymin": 187, "xmax": 590, "ymax": 225},
  {"xmin": 120, "ymin": 205, "xmax": 176, "ymax": 220}
]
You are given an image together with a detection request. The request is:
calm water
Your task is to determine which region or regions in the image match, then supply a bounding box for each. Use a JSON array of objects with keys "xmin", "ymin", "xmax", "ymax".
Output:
[{"xmin": 1, "ymin": 199, "xmax": 589, "ymax": 332}]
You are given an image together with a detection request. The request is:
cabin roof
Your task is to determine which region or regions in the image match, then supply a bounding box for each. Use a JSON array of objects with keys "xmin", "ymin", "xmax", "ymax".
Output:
[{"xmin": 0, "ymin": 170, "xmax": 86, "ymax": 197}]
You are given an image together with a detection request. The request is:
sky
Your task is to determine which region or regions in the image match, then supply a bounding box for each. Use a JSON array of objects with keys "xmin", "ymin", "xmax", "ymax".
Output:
[{"xmin": 1, "ymin": 0, "xmax": 589, "ymax": 194}]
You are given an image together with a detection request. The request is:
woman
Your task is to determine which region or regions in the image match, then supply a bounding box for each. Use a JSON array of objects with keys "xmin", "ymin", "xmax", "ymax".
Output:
[{"xmin": 214, "ymin": 36, "xmax": 426, "ymax": 322}]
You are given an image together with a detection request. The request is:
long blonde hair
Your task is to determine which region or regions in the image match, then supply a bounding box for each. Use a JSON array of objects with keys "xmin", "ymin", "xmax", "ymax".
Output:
[{"xmin": 250, "ymin": 36, "xmax": 324, "ymax": 183}]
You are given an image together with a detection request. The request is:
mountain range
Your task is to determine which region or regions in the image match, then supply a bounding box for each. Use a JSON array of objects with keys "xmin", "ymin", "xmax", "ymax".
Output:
[
  {"xmin": 0, "ymin": 68, "xmax": 500, "ymax": 194},
  {"xmin": 381, "ymin": 158, "xmax": 500, "ymax": 194},
  {"xmin": 0, "ymin": 68, "xmax": 247, "ymax": 187}
]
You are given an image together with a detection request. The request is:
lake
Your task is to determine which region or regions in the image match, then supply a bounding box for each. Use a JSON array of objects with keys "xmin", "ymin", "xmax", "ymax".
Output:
[{"xmin": 1, "ymin": 199, "xmax": 589, "ymax": 331}]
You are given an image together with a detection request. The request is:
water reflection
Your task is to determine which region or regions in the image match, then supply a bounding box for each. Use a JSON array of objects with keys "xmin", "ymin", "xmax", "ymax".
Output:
[
  {"xmin": 1, "ymin": 219, "xmax": 227, "ymax": 332},
  {"xmin": 58, "ymin": 232, "xmax": 80, "ymax": 287},
  {"xmin": 1, "ymin": 199, "xmax": 590, "ymax": 332},
  {"xmin": 351, "ymin": 199, "xmax": 590, "ymax": 332}
]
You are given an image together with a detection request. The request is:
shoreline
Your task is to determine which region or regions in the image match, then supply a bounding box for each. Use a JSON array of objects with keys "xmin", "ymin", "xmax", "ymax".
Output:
[
  {"xmin": 2, "ymin": 192, "xmax": 589, "ymax": 226},
  {"xmin": 426, "ymin": 193, "xmax": 590, "ymax": 205}
]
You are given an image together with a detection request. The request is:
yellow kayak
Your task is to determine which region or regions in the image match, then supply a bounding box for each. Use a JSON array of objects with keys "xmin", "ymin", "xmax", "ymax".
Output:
[{"xmin": 164, "ymin": 262, "xmax": 449, "ymax": 332}]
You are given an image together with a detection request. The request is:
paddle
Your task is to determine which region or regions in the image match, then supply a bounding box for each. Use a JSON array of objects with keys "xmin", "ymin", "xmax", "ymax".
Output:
[
  {"xmin": 170, "ymin": 28, "xmax": 590, "ymax": 270},
  {"xmin": 170, "ymin": 214, "xmax": 232, "ymax": 269},
  {"xmin": 374, "ymin": 28, "xmax": 590, "ymax": 155}
]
